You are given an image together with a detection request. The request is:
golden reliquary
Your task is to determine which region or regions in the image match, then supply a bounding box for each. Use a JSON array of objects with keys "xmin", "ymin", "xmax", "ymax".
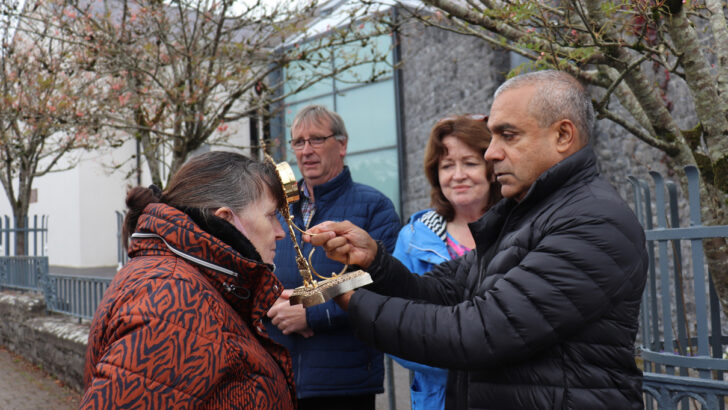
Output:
[{"xmin": 265, "ymin": 154, "xmax": 372, "ymax": 307}]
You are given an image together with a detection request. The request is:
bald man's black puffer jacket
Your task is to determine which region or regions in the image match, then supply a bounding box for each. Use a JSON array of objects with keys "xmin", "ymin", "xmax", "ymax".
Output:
[{"xmin": 348, "ymin": 146, "xmax": 647, "ymax": 410}]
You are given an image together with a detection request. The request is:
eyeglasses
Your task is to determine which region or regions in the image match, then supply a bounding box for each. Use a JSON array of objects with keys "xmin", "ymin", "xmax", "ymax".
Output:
[{"xmin": 289, "ymin": 134, "xmax": 338, "ymax": 150}]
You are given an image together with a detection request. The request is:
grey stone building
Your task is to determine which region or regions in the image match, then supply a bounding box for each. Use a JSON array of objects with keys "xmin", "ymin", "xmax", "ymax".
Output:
[
  {"xmin": 396, "ymin": 20, "xmax": 510, "ymax": 218},
  {"xmin": 395, "ymin": 19, "xmax": 674, "ymax": 221},
  {"xmin": 271, "ymin": 1, "xmax": 681, "ymax": 220}
]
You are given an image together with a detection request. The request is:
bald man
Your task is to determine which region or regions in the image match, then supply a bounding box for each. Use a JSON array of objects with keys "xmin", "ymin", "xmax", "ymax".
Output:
[{"xmin": 307, "ymin": 70, "xmax": 647, "ymax": 410}]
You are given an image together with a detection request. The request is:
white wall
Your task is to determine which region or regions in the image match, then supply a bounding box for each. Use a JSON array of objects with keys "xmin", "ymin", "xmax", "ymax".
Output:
[
  {"xmin": 0, "ymin": 119, "xmax": 253, "ymax": 269},
  {"xmin": 0, "ymin": 140, "xmax": 138, "ymax": 268},
  {"xmin": 77, "ymin": 142, "xmax": 139, "ymax": 267}
]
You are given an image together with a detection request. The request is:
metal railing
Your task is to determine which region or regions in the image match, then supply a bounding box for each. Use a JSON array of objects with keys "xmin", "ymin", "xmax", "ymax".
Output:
[
  {"xmin": 0, "ymin": 257, "xmax": 112, "ymax": 321},
  {"xmin": 0, "ymin": 214, "xmax": 113, "ymax": 320},
  {"xmin": 0, "ymin": 256, "xmax": 48, "ymax": 292},
  {"xmin": 629, "ymin": 166, "xmax": 728, "ymax": 409},
  {"xmin": 0, "ymin": 215, "xmax": 48, "ymax": 256},
  {"xmin": 0, "ymin": 215, "xmax": 50, "ymax": 293},
  {"xmin": 43, "ymin": 273, "xmax": 112, "ymax": 320}
]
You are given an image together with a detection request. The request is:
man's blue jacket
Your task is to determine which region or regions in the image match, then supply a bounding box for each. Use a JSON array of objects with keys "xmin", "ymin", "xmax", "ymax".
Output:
[{"xmin": 266, "ymin": 166, "xmax": 400, "ymax": 398}]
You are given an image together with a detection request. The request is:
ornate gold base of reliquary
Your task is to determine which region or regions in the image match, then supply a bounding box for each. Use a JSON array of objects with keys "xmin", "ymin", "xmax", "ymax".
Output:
[{"xmin": 289, "ymin": 270, "xmax": 372, "ymax": 308}]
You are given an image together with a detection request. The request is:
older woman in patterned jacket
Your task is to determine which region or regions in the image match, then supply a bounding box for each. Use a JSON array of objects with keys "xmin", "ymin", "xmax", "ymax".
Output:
[{"xmin": 82, "ymin": 151, "xmax": 295, "ymax": 409}]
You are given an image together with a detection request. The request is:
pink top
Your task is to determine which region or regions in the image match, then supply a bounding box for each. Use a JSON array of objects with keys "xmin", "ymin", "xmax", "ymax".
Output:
[{"xmin": 445, "ymin": 233, "xmax": 472, "ymax": 259}]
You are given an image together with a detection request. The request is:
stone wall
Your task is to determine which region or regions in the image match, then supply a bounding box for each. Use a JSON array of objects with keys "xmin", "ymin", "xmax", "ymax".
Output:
[
  {"xmin": 0, "ymin": 291, "xmax": 88, "ymax": 392},
  {"xmin": 590, "ymin": 66, "xmax": 700, "ymax": 206},
  {"xmin": 396, "ymin": 19, "xmax": 694, "ymax": 223},
  {"xmin": 398, "ymin": 21, "xmax": 510, "ymax": 219}
]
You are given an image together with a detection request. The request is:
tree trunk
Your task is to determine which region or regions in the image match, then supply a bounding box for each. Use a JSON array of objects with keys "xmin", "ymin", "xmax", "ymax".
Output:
[
  {"xmin": 13, "ymin": 166, "xmax": 33, "ymax": 257},
  {"xmin": 663, "ymin": 7, "xmax": 728, "ymax": 317},
  {"xmin": 168, "ymin": 137, "xmax": 190, "ymax": 184},
  {"xmin": 11, "ymin": 208, "xmax": 27, "ymax": 257},
  {"xmin": 699, "ymin": 183, "xmax": 728, "ymax": 316},
  {"xmin": 139, "ymin": 133, "xmax": 163, "ymax": 188}
]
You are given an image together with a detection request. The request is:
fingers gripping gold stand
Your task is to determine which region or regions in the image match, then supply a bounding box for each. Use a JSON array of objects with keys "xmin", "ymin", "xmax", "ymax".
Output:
[{"xmin": 265, "ymin": 153, "xmax": 372, "ymax": 307}]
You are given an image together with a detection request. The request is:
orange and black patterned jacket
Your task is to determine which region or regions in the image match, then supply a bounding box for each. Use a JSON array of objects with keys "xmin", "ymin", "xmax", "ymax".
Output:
[{"xmin": 81, "ymin": 203, "xmax": 295, "ymax": 409}]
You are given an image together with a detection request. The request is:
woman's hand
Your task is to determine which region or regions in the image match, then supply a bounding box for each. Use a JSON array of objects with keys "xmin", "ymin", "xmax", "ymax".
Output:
[
  {"xmin": 303, "ymin": 221, "xmax": 378, "ymax": 270},
  {"xmin": 267, "ymin": 290, "xmax": 314, "ymax": 338}
]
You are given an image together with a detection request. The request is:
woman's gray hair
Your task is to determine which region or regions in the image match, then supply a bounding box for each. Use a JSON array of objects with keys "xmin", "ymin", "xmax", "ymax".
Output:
[
  {"xmin": 494, "ymin": 70, "xmax": 595, "ymax": 142},
  {"xmin": 161, "ymin": 151, "xmax": 284, "ymax": 216},
  {"xmin": 291, "ymin": 105, "xmax": 348, "ymax": 141},
  {"xmin": 122, "ymin": 151, "xmax": 283, "ymax": 247}
]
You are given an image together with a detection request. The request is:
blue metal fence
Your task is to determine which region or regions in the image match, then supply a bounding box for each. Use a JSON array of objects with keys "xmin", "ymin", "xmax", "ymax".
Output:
[
  {"xmin": 0, "ymin": 215, "xmax": 50, "ymax": 292},
  {"xmin": 0, "ymin": 261, "xmax": 113, "ymax": 321},
  {"xmin": 43, "ymin": 274, "xmax": 112, "ymax": 320},
  {"xmin": 0, "ymin": 214, "xmax": 113, "ymax": 320},
  {"xmin": 0, "ymin": 215, "xmax": 48, "ymax": 256},
  {"xmin": 629, "ymin": 166, "xmax": 728, "ymax": 409},
  {"xmin": 0, "ymin": 256, "xmax": 49, "ymax": 291}
]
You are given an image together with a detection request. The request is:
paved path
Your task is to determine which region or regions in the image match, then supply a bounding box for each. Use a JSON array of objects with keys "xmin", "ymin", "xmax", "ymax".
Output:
[
  {"xmin": 50, "ymin": 265, "xmax": 117, "ymax": 278},
  {"xmin": 378, "ymin": 359, "xmax": 412, "ymax": 410},
  {"xmin": 0, "ymin": 343, "xmax": 408, "ymax": 410},
  {"xmin": 0, "ymin": 346, "xmax": 80, "ymax": 409}
]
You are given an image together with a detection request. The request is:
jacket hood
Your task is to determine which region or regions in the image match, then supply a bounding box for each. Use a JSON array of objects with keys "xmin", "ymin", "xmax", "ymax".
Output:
[{"xmin": 129, "ymin": 202, "xmax": 284, "ymax": 323}]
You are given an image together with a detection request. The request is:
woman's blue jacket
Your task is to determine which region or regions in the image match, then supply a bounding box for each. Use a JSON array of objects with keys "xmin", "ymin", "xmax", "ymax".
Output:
[{"xmin": 391, "ymin": 209, "xmax": 449, "ymax": 410}]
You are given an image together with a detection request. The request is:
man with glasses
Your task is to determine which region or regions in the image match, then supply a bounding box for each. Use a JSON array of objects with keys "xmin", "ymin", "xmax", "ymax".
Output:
[{"xmin": 265, "ymin": 105, "xmax": 400, "ymax": 410}]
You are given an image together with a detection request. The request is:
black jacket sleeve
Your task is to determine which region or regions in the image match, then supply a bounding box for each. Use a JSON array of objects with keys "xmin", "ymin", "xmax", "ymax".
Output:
[
  {"xmin": 362, "ymin": 241, "xmax": 472, "ymax": 305},
  {"xmin": 348, "ymin": 212, "xmax": 647, "ymax": 371}
]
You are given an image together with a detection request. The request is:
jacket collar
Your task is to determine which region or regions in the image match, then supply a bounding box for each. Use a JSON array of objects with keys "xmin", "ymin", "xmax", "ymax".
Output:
[
  {"xmin": 302, "ymin": 166, "xmax": 352, "ymax": 205},
  {"xmin": 181, "ymin": 206, "xmax": 263, "ymax": 263},
  {"xmin": 409, "ymin": 210, "xmax": 450, "ymax": 263},
  {"xmin": 416, "ymin": 209, "xmax": 447, "ymax": 241},
  {"xmin": 469, "ymin": 145, "xmax": 598, "ymax": 249},
  {"xmin": 518, "ymin": 144, "xmax": 598, "ymax": 207},
  {"xmin": 129, "ymin": 203, "xmax": 283, "ymax": 323}
]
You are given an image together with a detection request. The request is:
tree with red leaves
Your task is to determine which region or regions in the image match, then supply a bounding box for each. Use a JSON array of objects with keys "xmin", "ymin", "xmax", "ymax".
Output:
[
  {"xmin": 53, "ymin": 0, "xmax": 396, "ymax": 187},
  {"xmin": 0, "ymin": 0, "xmax": 113, "ymax": 255}
]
